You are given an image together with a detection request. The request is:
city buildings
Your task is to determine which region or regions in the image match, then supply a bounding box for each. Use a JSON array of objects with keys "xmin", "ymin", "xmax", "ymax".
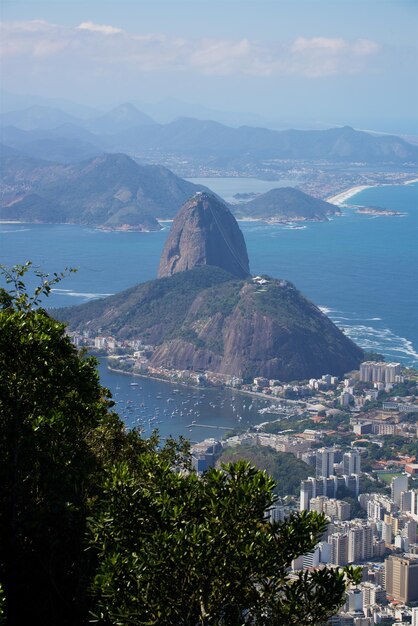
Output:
[
  {"xmin": 385, "ymin": 554, "xmax": 418, "ymax": 603},
  {"xmin": 359, "ymin": 362, "xmax": 401, "ymax": 384},
  {"xmin": 391, "ymin": 475, "xmax": 409, "ymax": 506},
  {"xmin": 316, "ymin": 447, "xmax": 336, "ymax": 478},
  {"xmin": 343, "ymin": 451, "xmax": 361, "ymax": 476},
  {"xmin": 310, "ymin": 496, "xmax": 351, "ymax": 521}
]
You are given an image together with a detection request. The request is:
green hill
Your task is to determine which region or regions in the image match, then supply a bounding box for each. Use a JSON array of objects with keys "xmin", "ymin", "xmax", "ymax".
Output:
[
  {"xmin": 234, "ymin": 187, "xmax": 340, "ymax": 222},
  {"xmin": 55, "ymin": 266, "xmax": 363, "ymax": 381},
  {"xmin": 217, "ymin": 445, "xmax": 311, "ymax": 496},
  {"xmin": 0, "ymin": 152, "xmax": 208, "ymax": 229}
]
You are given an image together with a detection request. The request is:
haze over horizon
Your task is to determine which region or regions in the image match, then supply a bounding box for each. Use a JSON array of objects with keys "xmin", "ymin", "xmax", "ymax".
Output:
[{"xmin": 1, "ymin": 0, "xmax": 417, "ymax": 135}]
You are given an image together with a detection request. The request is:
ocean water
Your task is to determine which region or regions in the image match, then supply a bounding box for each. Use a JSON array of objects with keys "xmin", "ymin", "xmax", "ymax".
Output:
[
  {"xmin": 0, "ymin": 180, "xmax": 417, "ymax": 436},
  {"xmin": 243, "ymin": 182, "xmax": 418, "ymax": 368},
  {"xmin": 97, "ymin": 360, "xmax": 276, "ymax": 442}
]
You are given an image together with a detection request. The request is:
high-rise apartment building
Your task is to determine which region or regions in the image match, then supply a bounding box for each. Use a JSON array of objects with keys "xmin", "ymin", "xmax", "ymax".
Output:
[
  {"xmin": 348, "ymin": 524, "xmax": 373, "ymax": 563},
  {"xmin": 385, "ymin": 555, "xmax": 418, "ymax": 603},
  {"xmin": 381, "ymin": 522, "xmax": 393, "ymax": 545},
  {"xmin": 310, "ymin": 496, "xmax": 351, "ymax": 521},
  {"xmin": 343, "ymin": 450, "xmax": 361, "ymax": 476},
  {"xmin": 391, "ymin": 475, "xmax": 409, "ymax": 506},
  {"xmin": 400, "ymin": 490, "xmax": 413, "ymax": 512},
  {"xmin": 403, "ymin": 519, "xmax": 417, "ymax": 544},
  {"xmin": 300, "ymin": 475, "xmax": 359, "ymax": 511},
  {"xmin": 330, "ymin": 533, "xmax": 349, "ymax": 566},
  {"xmin": 359, "ymin": 361, "xmax": 401, "ymax": 383},
  {"xmin": 316, "ymin": 447, "xmax": 335, "ymax": 478}
]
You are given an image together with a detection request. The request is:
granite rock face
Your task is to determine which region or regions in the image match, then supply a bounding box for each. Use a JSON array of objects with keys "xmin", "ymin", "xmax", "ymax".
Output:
[
  {"xmin": 158, "ymin": 192, "xmax": 250, "ymax": 279},
  {"xmin": 148, "ymin": 277, "xmax": 363, "ymax": 381}
]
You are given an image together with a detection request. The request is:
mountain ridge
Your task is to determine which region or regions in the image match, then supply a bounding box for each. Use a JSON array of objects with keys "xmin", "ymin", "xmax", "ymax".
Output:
[
  {"xmin": 0, "ymin": 152, "xmax": 209, "ymax": 230},
  {"xmin": 2, "ymin": 103, "xmax": 416, "ymax": 165}
]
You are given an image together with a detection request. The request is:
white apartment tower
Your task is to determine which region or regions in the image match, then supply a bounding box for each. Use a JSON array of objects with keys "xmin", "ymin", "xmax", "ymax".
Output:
[
  {"xmin": 343, "ymin": 450, "xmax": 361, "ymax": 476},
  {"xmin": 391, "ymin": 475, "xmax": 409, "ymax": 506},
  {"xmin": 316, "ymin": 447, "xmax": 335, "ymax": 478},
  {"xmin": 359, "ymin": 361, "xmax": 401, "ymax": 383}
]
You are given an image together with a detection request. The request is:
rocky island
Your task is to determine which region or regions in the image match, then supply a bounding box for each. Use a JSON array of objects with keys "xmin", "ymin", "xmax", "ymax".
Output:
[
  {"xmin": 56, "ymin": 192, "xmax": 364, "ymax": 382},
  {"xmin": 234, "ymin": 187, "xmax": 340, "ymax": 223},
  {"xmin": 355, "ymin": 207, "xmax": 406, "ymax": 217}
]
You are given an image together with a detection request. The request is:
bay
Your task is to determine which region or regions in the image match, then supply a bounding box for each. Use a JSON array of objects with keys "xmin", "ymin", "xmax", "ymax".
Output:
[
  {"xmin": 1, "ymin": 179, "xmax": 417, "ymax": 437},
  {"xmin": 98, "ymin": 359, "xmax": 274, "ymax": 442}
]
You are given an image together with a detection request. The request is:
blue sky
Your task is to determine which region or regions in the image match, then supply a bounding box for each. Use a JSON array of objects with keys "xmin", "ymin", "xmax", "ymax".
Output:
[{"xmin": 1, "ymin": 0, "xmax": 417, "ymax": 132}]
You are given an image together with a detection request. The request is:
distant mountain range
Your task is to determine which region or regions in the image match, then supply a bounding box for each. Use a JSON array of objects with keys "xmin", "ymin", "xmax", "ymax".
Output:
[
  {"xmin": 1, "ymin": 102, "xmax": 417, "ymax": 166},
  {"xmin": 0, "ymin": 150, "xmax": 341, "ymax": 228}
]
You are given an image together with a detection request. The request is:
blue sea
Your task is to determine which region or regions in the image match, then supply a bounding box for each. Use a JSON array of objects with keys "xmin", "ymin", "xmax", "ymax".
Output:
[{"xmin": 1, "ymin": 180, "xmax": 417, "ymax": 438}]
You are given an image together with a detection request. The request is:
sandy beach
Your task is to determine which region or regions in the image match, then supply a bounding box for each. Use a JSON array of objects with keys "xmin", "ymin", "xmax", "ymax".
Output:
[
  {"xmin": 327, "ymin": 177, "xmax": 418, "ymax": 206},
  {"xmin": 326, "ymin": 185, "xmax": 374, "ymax": 206}
]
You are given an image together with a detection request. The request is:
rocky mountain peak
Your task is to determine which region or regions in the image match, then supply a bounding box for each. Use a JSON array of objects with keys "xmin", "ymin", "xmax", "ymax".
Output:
[{"xmin": 158, "ymin": 192, "xmax": 250, "ymax": 279}]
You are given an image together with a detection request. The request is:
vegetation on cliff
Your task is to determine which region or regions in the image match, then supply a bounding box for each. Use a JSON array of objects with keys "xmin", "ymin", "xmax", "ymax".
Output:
[{"xmin": 57, "ymin": 265, "xmax": 363, "ymax": 381}]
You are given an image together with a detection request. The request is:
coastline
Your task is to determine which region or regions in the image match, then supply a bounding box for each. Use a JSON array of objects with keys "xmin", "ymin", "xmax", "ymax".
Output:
[
  {"xmin": 106, "ymin": 364, "xmax": 291, "ymax": 405},
  {"xmin": 0, "ymin": 219, "xmax": 159, "ymax": 233},
  {"xmin": 326, "ymin": 185, "xmax": 374, "ymax": 206},
  {"xmin": 326, "ymin": 177, "xmax": 418, "ymax": 206}
]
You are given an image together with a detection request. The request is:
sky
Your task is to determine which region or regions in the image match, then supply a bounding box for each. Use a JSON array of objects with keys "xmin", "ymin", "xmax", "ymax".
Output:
[{"xmin": 1, "ymin": 0, "xmax": 417, "ymax": 133}]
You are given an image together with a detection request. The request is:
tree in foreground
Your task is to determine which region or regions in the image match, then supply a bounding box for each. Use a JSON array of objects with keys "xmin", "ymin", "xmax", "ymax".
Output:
[
  {"xmin": 0, "ymin": 263, "xmax": 359, "ymax": 625},
  {"xmin": 0, "ymin": 263, "xmax": 126, "ymax": 624},
  {"xmin": 89, "ymin": 459, "xmax": 360, "ymax": 625}
]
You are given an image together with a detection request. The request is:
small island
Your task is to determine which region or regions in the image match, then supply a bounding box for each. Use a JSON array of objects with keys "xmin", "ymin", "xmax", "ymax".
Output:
[
  {"xmin": 355, "ymin": 206, "xmax": 406, "ymax": 217},
  {"xmin": 232, "ymin": 192, "xmax": 260, "ymax": 201}
]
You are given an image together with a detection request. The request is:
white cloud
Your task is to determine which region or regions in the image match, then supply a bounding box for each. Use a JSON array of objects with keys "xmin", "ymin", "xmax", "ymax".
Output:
[
  {"xmin": 352, "ymin": 39, "xmax": 381, "ymax": 56},
  {"xmin": 0, "ymin": 20, "xmax": 381, "ymax": 78},
  {"xmin": 291, "ymin": 37, "xmax": 347, "ymax": 54},
  {"xmin": 77, "ymin": 21, "xmax": 123, "ymax": 36},
  {"xmin": 189, "ymin": 38, "xmax": 253, "ymax": 75}
]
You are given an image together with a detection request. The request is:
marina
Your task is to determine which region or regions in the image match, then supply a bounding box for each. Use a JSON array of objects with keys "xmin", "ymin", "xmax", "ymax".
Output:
[{"xmin": 98, "ymin": 359, "xmax": 276, "ymax": 440}]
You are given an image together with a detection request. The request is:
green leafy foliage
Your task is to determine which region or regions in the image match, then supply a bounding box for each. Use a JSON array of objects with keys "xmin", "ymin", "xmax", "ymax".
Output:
[
  {"xmin": 0, "ymin": 265, "xmax": 122, "ymax": 624},
  {"xmin": 0, "ymin": 261, "xmax": 76, "ymax": 311},
  {"xmin": 53, "ymin": 265, "xmax": 236, "ymax": 341},
  {"xmin": 88, "ymin": 460, "xmax": 354, "ymax": 626},
  {"xmin": 0, "ymin": 583, "xmax": 5, "ymax": 625},
  {"xmin": 0, "ymin": 264, "xmax": 356, "ymax": 625}
]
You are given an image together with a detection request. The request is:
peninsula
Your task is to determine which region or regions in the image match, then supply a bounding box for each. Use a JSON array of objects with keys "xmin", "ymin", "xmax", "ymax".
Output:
[{"xmin": 56, "ymin": 192, "xmax": 364, "ymax": 383}]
